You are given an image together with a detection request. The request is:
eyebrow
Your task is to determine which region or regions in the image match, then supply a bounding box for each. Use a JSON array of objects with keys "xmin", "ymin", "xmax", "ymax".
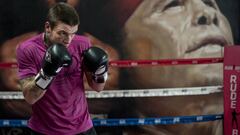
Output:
[
  {"xmin": 202, "ymin": 0, "xmax": 216, "ymax": 9},
  {"xmin": 151, "ymin": 0, "xmax": 184, "ymax": 13},
  {"xmin": 57, "ymin": 29, "xmax": 77, "ymax": 35}
]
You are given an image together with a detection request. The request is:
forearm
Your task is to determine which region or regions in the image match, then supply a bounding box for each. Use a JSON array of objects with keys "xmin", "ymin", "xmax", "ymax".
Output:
[{"xmin": 20, "ymin": 77, "xmax": 46, "ymax": 104}]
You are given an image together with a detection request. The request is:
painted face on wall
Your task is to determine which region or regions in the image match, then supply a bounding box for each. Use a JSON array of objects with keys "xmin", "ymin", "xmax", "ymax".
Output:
[
  {"xmin": 0, "ymin": 32, "xmax": 37, "ymax": 117},
  {"xmin": 0, "ymin": 32, "xmax": 38, "ymax": 91},
  {"xmin": 124, "ymin": 0, "xmax": 233, "ymax": 88}
]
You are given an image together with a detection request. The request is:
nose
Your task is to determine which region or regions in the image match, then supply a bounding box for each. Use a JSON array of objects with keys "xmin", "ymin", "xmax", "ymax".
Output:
[
  {"xmin": 63, "ymin": 34, "xmax": 74, "ymax": 44},
  {"xmin": 192, "ymin": 2, "xmax": 218, "ymax": 26}
]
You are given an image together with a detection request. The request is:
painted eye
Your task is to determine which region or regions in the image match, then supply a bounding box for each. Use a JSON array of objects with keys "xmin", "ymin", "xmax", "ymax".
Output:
[{"xmin": 163, "ymin": 0, "xmax": 181, "ymax": 11}]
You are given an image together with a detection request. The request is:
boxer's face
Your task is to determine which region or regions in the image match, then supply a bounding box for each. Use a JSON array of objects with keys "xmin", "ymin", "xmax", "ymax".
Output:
[
  {"xmin": 45, "ymin": 21, "xmax": 78, "ymax": 47},
  {"xmin": 124, "ymin": 0, "xmax": 233, "ymax": 87}
]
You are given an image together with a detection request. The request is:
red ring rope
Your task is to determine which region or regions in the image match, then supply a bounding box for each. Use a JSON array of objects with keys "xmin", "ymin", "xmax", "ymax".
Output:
[
  {"xmin": 0, "ymin": 57, "xmax": 223, "ymax": 69},
  {"xmin": 110, "ymin": 57, "xmax": 223, "ymax": 67}
]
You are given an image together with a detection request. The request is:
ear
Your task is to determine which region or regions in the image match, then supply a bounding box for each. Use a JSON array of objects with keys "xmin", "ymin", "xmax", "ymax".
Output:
[{"xmin": 45, "ymin": 22, "xmax": 51, "ymax": 33}]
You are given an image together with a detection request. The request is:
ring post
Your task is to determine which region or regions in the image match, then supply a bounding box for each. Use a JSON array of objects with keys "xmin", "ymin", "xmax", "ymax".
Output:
[{"xmin": 224, "ymin": 46, "xmax": 240, "ymax": 135}]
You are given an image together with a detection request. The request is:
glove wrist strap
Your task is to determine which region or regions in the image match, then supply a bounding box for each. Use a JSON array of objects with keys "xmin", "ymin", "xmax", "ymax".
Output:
[
  {"xmin": 35, "ymin": 69, "xmax": 54, "ymax": 90},
  {"xmin": 92, "ymin": 71, "xmax": 108, "ymax": 83}
]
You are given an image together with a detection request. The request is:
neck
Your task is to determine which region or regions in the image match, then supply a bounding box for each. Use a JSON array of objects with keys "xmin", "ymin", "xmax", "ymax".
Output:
[{"xmin": 43, "ymin": 33, "xmax": 51, "ymax": 47}]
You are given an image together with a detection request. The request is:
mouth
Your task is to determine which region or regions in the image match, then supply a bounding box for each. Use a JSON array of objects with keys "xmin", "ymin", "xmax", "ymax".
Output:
[
  {"xmin": 62, "ymin": 42, "xmax": 70, "ymax": 46},
  {"xmin": 186, "ymin": 37, "xmax": 228, "ymax": 54}
]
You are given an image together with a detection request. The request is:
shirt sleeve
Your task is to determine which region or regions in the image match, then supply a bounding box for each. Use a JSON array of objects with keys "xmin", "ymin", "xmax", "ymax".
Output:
[{"xmin": 16, "ymin": 43, "xmax": 38, "ymax": 80}]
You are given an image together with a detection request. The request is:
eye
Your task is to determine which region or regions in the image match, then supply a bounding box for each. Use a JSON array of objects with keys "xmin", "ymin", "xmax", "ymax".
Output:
[
  {"xmin": 202, "ymin": 0, "xmax": 216, "ymax": 9},
  {"xmin": 163, "ymin": 0, "xmax": 182, "ymax": 11},
  {"xmin": 59, "ymin": 31, "xmax": 68, "ymax": 37}
]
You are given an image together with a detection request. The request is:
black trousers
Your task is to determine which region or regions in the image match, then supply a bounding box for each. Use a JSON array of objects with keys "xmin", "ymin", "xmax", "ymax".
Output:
[{"xmin": 28, "ymin": 127, "xmax": 97, "ymax": 135}]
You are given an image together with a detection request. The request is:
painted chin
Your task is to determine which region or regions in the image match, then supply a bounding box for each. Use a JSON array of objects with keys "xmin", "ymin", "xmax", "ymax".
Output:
[
  {"xmin": 184, "ymin": 37, "xmax": 228, "ymax": 58},
  {"xmin": 185, "ymin": 44, "xmax": 224, "ymax": 58}
]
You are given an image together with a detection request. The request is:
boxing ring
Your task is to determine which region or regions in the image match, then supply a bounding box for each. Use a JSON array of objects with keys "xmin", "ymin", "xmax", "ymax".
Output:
[{"xmin": 0, "ymin": 46, "xmax": 239, "ymax": 134}]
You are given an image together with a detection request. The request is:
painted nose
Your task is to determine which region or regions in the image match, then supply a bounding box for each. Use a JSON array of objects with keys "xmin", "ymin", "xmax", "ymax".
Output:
[{"xmin": 195, "ymin": 13, "xmax": 218, "ymax": 26}]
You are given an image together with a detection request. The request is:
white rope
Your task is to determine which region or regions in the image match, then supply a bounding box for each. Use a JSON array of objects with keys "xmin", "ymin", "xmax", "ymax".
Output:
[{"xmin": 0, "ymin": 86, "xmax": 222, "ymax": 99}]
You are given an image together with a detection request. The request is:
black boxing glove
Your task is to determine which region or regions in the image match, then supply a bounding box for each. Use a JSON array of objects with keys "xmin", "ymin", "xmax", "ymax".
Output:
[
  {"xmin": 35, "ymin": 43, "xmax": 72, "ymax": 90},
  {"xmin": 83, "ymin": 47, "xmax": 108, "ymax": 83}
]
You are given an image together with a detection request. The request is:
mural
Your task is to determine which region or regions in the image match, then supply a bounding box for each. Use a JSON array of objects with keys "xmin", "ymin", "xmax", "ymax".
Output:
[{"xmin": 0, "ymin": 0, "xmax": 239, "ymax": 134}]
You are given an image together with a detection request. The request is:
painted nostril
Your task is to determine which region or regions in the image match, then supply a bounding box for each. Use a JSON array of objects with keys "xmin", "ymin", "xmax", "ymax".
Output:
[
  {"xmin": 213, "ymin": 17, "xmax": 218, "ymax": 26},
  {"xmin": 198, "ymin": 16, "xmax": 207, "ymax": 25}
]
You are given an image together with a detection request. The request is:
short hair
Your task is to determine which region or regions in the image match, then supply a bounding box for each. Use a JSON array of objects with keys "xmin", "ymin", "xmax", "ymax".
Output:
[{"xmin": 47, "ymin": 2, "xmax": 80, "ymax": 28}]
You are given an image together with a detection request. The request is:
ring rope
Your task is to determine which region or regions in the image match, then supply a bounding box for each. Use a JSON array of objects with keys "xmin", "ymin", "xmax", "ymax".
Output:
[
  {"xmin": 0, "ymin": 62, "xmax": 18, "ymax": 68},
  {"xmin": 109, "ymin": 57, "xmax": 223, "ymax": 67},
  {"xmin": 0, "ymin": 58, "xmax": 224, "ymax": 129},
  {"xmin": 0, "ymin": 114, "xmax": 223, "ymax": 127},
  {"xmin": 0, "ymin": 86, "xmax": 222, "ymax": 99},
  {"xmin": 0, "ymin": 57, "xmax": 223, "ymax": 68}
]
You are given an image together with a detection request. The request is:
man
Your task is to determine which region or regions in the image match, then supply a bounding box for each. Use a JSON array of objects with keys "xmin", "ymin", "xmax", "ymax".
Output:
[
  {"xmin": 16, "ymin": 3, "xmax": 108, "ymax": 135},
  {"xmin": 0, "ymin": 0, "xmax": 119, "ymax": 119},
  {"xmin": 78, "ymin": 0, "xmax": 235, "ymax": 135}
]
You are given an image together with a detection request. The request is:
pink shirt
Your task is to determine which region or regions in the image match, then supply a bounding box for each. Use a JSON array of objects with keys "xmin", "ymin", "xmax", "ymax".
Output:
[{"xmin": 16, "ymin": 33, "xmax": 93, "ymax": 135}]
